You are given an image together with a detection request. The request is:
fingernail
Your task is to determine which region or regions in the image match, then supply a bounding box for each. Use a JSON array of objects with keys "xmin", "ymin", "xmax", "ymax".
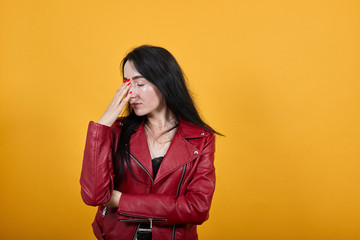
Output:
[
  {"xmin": 127, "ymin": 78, "xmax": 131, "ymax": 82},
  {"xmin": 129, "ymin": 91, "xmax": 132, "ymax": 94},
  {"xmin": 127, "ymin": 82, "xmax": 131, "ymax": 86}
]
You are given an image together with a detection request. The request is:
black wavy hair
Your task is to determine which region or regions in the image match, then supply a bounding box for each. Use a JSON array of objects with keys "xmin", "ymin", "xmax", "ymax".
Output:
[{"xmin": 113, "ymin": 45, "xmax": 221, "ymax": 186}]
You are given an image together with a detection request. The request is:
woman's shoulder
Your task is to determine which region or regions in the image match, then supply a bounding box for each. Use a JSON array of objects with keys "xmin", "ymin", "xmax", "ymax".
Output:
[
  {"xmin": 178, "ymin": 118, "xmax": 214, "ymax": 137},
  {"xmin": 110, "ymin": 117, "xmax": 126, "ymax": 133}
]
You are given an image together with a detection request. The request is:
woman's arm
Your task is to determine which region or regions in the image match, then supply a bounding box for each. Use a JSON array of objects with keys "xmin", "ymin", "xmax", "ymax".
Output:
[
  {"xmin": 80, "ymin": 82, "xmax": 131, "ymax": 206},
  {"xmin": 80, "ymin": 121, "xmax": 115, "ymax": 206},
  {"xmin": 116, "ymin": 133, "xmax": 216, "ymax": 225}
]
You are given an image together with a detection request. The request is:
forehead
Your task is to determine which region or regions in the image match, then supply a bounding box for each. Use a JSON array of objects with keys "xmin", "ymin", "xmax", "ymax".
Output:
[{"xmin": 123, "ymin": 61, "xmax": 140, "ymax": 77}]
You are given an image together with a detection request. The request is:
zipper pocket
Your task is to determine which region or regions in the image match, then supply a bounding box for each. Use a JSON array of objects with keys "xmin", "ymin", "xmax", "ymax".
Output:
[
  {"xmin": 118, "ymin": 212, "xmax": 167, "ymax": 222},
  {"xmin": 176, "ymin": 165, "xmax": 187, "ymax": 197}
]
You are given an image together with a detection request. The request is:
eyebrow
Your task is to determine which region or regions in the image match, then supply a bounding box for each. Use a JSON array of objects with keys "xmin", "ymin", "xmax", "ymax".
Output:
[{"xmin": 123, "ymin": 75, "xmax": 144, "ymax": 80}]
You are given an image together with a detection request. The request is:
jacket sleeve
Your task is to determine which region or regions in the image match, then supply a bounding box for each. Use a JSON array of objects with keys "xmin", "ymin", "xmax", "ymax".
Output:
[
  {"xmin": 80, "ymin": 121, "xmax": 115, "ymax": 206},
  {"xmin": 116, "ymin": 133, "xmax": 216, "ymax": 225}
]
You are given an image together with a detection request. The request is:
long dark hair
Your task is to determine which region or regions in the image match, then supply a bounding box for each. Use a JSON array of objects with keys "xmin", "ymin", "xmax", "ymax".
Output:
[{"xmin": 113, "ymin": 45, "xmax": 221, "ymax": 186}]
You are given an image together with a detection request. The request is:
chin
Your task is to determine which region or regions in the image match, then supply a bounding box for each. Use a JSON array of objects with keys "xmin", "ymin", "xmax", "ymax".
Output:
[{"xmin": 133, "ymin": 110, "xmax": 148, "ymax": 117}]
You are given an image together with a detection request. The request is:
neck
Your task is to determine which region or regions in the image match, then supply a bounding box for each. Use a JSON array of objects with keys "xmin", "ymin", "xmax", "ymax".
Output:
[{"xmin": 146, "ymin": 109, "xmax": 177, "ymax": 131}]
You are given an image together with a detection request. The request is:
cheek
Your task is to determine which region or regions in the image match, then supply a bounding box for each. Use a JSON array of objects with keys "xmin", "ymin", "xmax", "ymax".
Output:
[{"xmin": 142, "ymin": 86, "xmax": 162, "ymax": 103}]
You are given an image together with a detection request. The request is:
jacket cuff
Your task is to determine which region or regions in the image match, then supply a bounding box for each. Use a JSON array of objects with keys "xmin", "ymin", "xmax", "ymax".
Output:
[
  {"xmin": 116, "ymin": 193, "xmax": 167, "ymax": 221},
  {"xmin": 87, "ymin": 121, "xmax": 112, "ymax": 140}
]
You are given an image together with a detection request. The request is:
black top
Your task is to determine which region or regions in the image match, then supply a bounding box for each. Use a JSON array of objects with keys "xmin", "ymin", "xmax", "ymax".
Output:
[{"xmin": 152, "ymin": 156, "xmax": 164, "ymax": 179}]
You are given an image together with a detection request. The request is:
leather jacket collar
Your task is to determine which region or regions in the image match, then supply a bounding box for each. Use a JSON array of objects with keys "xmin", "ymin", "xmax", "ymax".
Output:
[{"xmin": 129, "ymin": 117, "xmax": 208, "ymax": 183}]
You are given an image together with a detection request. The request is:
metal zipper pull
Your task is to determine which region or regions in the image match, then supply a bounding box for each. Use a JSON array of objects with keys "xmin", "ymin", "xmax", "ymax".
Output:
[
  {"xmin": 149, "ymin": 218, "xmax": 153, "ymax": 229},
  {"xmin": 102, "ymin": 207, "xmax": 108, "ymax": 217}
]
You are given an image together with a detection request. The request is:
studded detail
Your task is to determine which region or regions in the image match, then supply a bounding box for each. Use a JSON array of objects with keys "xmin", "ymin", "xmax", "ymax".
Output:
[
  {"xmin": 200, "ymin": 132, "xmax": 204, "ymax": 135},
  {"xmin": 194, "ymin": 151, "xmax": 199, "ymax": 155}
]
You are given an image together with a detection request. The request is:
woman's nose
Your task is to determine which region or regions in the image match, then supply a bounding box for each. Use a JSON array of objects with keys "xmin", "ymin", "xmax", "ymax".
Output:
[{"xmin": 129, "ymin": 83, "xmax": 137, "ymax": 97}]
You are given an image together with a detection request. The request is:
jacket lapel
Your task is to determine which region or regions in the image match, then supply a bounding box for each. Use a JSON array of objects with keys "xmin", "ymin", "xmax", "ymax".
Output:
[
  {"xmin": 128, "ymin": 118, "xmax": 207, "ymax": 183},
  {"xmin": 129, "ymin": 121, "xmax": 153, "ymax": 177},
  {"xmin": 154, "ymin": 118, "xmax": 205, "ymax": 184}
]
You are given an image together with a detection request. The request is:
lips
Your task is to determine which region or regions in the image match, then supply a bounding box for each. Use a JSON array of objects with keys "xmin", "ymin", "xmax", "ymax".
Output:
[{"xmin": 130, "ymin": 103, "xmax": 142, "ymax": 107}]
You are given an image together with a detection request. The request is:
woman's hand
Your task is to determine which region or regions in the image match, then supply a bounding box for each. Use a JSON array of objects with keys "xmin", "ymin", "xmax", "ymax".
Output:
[
  {"xmin": 103, "ymin": 190, "xmax": 122, "ymax": 208},
  {"xmin": 97, "ymin": 79, "xmax": 132, "ymax": 127}
]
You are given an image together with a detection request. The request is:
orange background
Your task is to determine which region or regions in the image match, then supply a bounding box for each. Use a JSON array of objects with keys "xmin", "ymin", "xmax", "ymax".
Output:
[{"xmin": 1, "ymin": 0, "xmax": 360, "ymax": 239}]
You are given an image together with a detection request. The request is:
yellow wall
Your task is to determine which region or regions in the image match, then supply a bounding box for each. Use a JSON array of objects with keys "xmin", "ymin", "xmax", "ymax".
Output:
[{"xmin": 1, "ymin": 0, "xmax": 359, "ymax": 239}]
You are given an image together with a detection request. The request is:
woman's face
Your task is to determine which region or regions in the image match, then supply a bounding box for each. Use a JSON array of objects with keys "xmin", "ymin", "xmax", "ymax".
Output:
[{"xmin": 124, "ymin": 61, "xmax": 166, "ymax": 117}]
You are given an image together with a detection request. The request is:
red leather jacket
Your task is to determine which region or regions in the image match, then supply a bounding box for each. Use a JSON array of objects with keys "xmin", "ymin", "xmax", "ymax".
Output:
[{"xmin": 80, "ymin": 117, "xmax": 216, "ymax": 240}]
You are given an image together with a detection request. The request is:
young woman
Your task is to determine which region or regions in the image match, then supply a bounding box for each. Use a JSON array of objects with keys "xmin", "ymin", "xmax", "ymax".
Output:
[{"xmin": 80, "ymin": 45, "xmax": 219, "ymax": 240}]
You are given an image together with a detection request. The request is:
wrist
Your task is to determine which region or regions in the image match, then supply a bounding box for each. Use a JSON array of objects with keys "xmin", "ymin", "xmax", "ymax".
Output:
[
  {"xmin": 97, "ymin": 119, "xmax": 112, "ymax": 127},
  {"xmin": 103, "ymin": 190, "xmax": 122, "ymax": 208},
  {"xmin": 114, "ymin": 191, "xmax": 122, "ymax": 207}
]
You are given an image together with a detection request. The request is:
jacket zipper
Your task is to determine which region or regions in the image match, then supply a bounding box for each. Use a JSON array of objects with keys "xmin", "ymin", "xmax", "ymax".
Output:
[
  {"xmin": 128, "ymin": 152, "xmax": 154, "ymax": 186},
  {"xmin": 172, "ymin": 164, "xmax": 187, "ymax": 240},
  {"xmin": 122, "ymin": 152, "xmax": 189, "ymax": 239},
  {"xmin": 121, "ymin": 153, "xmax": 166, "ymax": 231},
  {"xmin": 132, "ymin": 223, "xmax": 140, "ymax": 240},
  {"xmin": 102, "ymin": 153, "xmax": 153, "ymax": 219},
  {"xmin": 102, "ymin": 207, "xmax": 107, "ymax": 218}
]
